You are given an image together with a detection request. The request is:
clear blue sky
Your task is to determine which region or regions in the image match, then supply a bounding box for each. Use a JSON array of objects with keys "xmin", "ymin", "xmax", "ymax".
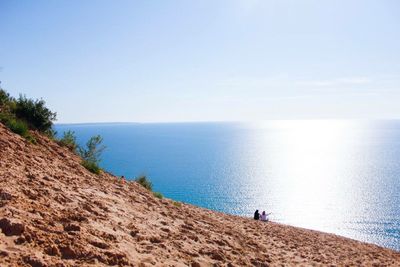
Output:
[{"xmin": 1, "ymin": 0, "xmax": 399, "ymax": 123}]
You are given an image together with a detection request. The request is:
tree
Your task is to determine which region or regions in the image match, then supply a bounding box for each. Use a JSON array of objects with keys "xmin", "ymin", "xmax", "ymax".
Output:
[
  {"xmin": 78, "ymin": 135, "xmax": 106, "ymax": 165},
  {"xmin": 15, "ymin": 94, "xmax": 57, "ymax": 133}
]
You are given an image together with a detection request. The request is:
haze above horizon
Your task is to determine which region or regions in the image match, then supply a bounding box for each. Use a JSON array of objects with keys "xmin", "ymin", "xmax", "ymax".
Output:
[{"xmin": 1, "ymin": 0, "xmax": 399, "ymax": 123}]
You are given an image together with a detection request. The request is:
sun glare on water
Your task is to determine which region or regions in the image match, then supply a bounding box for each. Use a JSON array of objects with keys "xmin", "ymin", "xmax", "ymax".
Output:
[{"xmin": 248, "ymin": 120, "xmax": 364, "ymax": 232}]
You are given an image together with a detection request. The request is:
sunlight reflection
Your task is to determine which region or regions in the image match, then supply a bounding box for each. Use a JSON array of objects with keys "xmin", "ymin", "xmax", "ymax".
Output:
[{"xmin": 257, "ymin": 121, "xmax": 355, "ymax": 230}]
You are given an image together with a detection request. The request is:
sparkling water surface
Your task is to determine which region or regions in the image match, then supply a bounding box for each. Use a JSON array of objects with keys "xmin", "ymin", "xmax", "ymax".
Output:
[{"xmin": 55, "ymin": 120, "xmax": 400, "ymax": 251}]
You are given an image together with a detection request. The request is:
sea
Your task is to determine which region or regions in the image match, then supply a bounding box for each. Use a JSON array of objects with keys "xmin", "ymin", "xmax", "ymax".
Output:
[{"xmin": 55, "ymin": 120, "xmax": 400, "ymax": 251}]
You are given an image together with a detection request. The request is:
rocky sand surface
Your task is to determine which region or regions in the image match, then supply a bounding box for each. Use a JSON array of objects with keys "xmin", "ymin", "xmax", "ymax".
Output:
[{"xmin": 1, "ymin": 123, "xmax": 400, "ymax": 266}]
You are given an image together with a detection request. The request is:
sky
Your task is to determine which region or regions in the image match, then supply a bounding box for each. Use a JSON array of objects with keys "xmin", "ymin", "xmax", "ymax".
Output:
[{"xmin": 1, "ymin": 0, "xmax": 399, "ymax": 123}]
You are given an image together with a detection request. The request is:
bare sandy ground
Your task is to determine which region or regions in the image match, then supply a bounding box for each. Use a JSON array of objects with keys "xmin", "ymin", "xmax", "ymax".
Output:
[{"xmin": 0, "ymin": 123, "xmax": 399, "ymax": 266}]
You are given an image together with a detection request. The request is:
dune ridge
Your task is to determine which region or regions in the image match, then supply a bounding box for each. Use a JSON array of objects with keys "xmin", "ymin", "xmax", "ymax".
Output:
[{"xmin": 0, "ymin": 123, "xmax": 399, "ymax": 266}]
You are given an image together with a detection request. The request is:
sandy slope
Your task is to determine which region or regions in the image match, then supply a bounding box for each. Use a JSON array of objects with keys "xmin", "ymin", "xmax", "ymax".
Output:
[{"xmin": 0, "ymin": 123, "xmax": 399, "ymax": 267}]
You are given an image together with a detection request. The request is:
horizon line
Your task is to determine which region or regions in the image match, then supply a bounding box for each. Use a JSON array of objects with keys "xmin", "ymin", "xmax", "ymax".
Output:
[{"xmin": 55, "ymin": 118, "xmax": 400, "ymax": 125}]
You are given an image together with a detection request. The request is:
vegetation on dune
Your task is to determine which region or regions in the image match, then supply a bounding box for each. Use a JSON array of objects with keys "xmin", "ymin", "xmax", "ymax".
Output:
[
  {"xmin": 0, "ymin": 89, "xmax": 42, "ymax": 142},
  {"xmin": 153, "ymin": 192, "xmax": 163, "ymax": 199},
  {"xmin": 1, "ymin": 86, "xmax": 163, "ymax": 196},
  {"xmin": 0, "ymin": 87, "xmax": 161, "ymax": 184},
  {"xmin": 58, "ymin": 130, "xmax": 78, "ymax": 152},
  {"xmin": 78, "ymin": 135, "xmax": 105, "ymax": 164},
  {"xmin": 135, "ymin": 175, "xmax": 153, "ymax": 191},
  {"xmin": 0, "ymin": 86, "xmax": 106, "ymax": 175},
  {"xmin": 135, "ymin": 175, "xmax": 163, "ymax": 198},
  {"xmin": 57, "ymin": 130, "xmax": 105, "ymax": 175},
  {"xmin": 0, "ymin": 87, "xmax": 57, "ymax": 138},
  {"xmin": 57, "ymin": 130, "xmax": 106, "ymax": 175},
  {"xmin": 173, "ymin": 201, "xmax": 182, "ymax": 207},
  {"xmin": 0, "ymin": 89, "xmax": 12, "ymax": 109},
  {"xmin": 0, "ymin": 113, "xmax": 29, "ymax": 137},
  {"xmin": 78, "ymin": 135, "xmax": 106, "ymax": 174},
  {"xmin": 14, "ymin": 94, "xmax": 56, "ymax": 135},
  {"xmin": 81, "ymin": 160, "xmax": 102, "ymax": 175}
]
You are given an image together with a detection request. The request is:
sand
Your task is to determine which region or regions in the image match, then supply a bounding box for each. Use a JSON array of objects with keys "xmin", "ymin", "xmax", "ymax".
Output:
[{"xmin": 0, "ymin": 123, "xmax": 399, "ymax": 266}]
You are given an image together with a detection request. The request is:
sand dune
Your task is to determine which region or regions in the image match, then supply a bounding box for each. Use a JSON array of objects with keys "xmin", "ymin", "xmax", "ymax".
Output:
[{"xmin": 0, "ymin": 123, "xmax": 399, "ymax": 266}]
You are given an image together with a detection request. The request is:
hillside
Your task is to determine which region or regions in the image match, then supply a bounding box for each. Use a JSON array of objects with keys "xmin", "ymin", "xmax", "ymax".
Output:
[{"xmin": 0, "ymin": 123, "xmax": 399, "ymax": 266}]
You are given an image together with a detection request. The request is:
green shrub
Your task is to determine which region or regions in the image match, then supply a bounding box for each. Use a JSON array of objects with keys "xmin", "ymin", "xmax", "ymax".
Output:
[
  {"xmin": 0, "ymin": 88, "xmax": 51, "ymax": 143},
  {"xmin": 0, "ymin": 112, "xmax": 37, "ymax": 143},
  {"xmin": 78, "ymin": 135, "xmax": 105, "ymax": 175},
  {"xmin": 45, "ymin": 128, "xmax": 57, "ymax": 139},
  {"xmin": 0, "ymin": 112, "xmax": 11, "ymax": 124},
  {"xmin": 5, "ymin": 117, "xmax": 29, "ymax": 137},
  {"xmin": 173, "ymin": 201, "xmax": 182, "ymax": 207},
  {"xmin": 25, "ymin": 135, "xmax": 37, "ymax": 144},
  {"xmin": 81, "ymin": 160, "xmax": 101, "ymax": 174},
  {"xmin": 15, "ymin": 94, "xmax": 56, "ymax": 133},
  {"xmin": 135, "ymin": 175, "xmax": 153, "ymax": 191},
  {"xmin": 0, "ymin": 89, "xmax": 13, "ymax": 109},
  {"xmin": 153, "ymin": 192, "xmax": 163, "ymax": 199},
  {"xmin": 78, "ymin": 135, "xmax": 105, "ymax": 164},
  {"xmin": 59, "ymin": 130, "xmax": 78, "ymax": 151}
]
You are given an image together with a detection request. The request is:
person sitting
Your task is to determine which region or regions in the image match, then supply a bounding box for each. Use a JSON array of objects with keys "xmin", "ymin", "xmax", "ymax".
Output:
[
  {"xmin": 260, "ymin": 211, "xmax": 270, "ymax": 222},
  {"xmin": 254, "ymin": 209, "xmax": 260, "ymax": 220}
]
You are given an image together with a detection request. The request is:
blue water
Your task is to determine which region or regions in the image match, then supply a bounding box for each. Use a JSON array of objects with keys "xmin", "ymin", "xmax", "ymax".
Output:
[{"xmin": 55, "ymin": 120, "xmax": 400, "ymax": 251}]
